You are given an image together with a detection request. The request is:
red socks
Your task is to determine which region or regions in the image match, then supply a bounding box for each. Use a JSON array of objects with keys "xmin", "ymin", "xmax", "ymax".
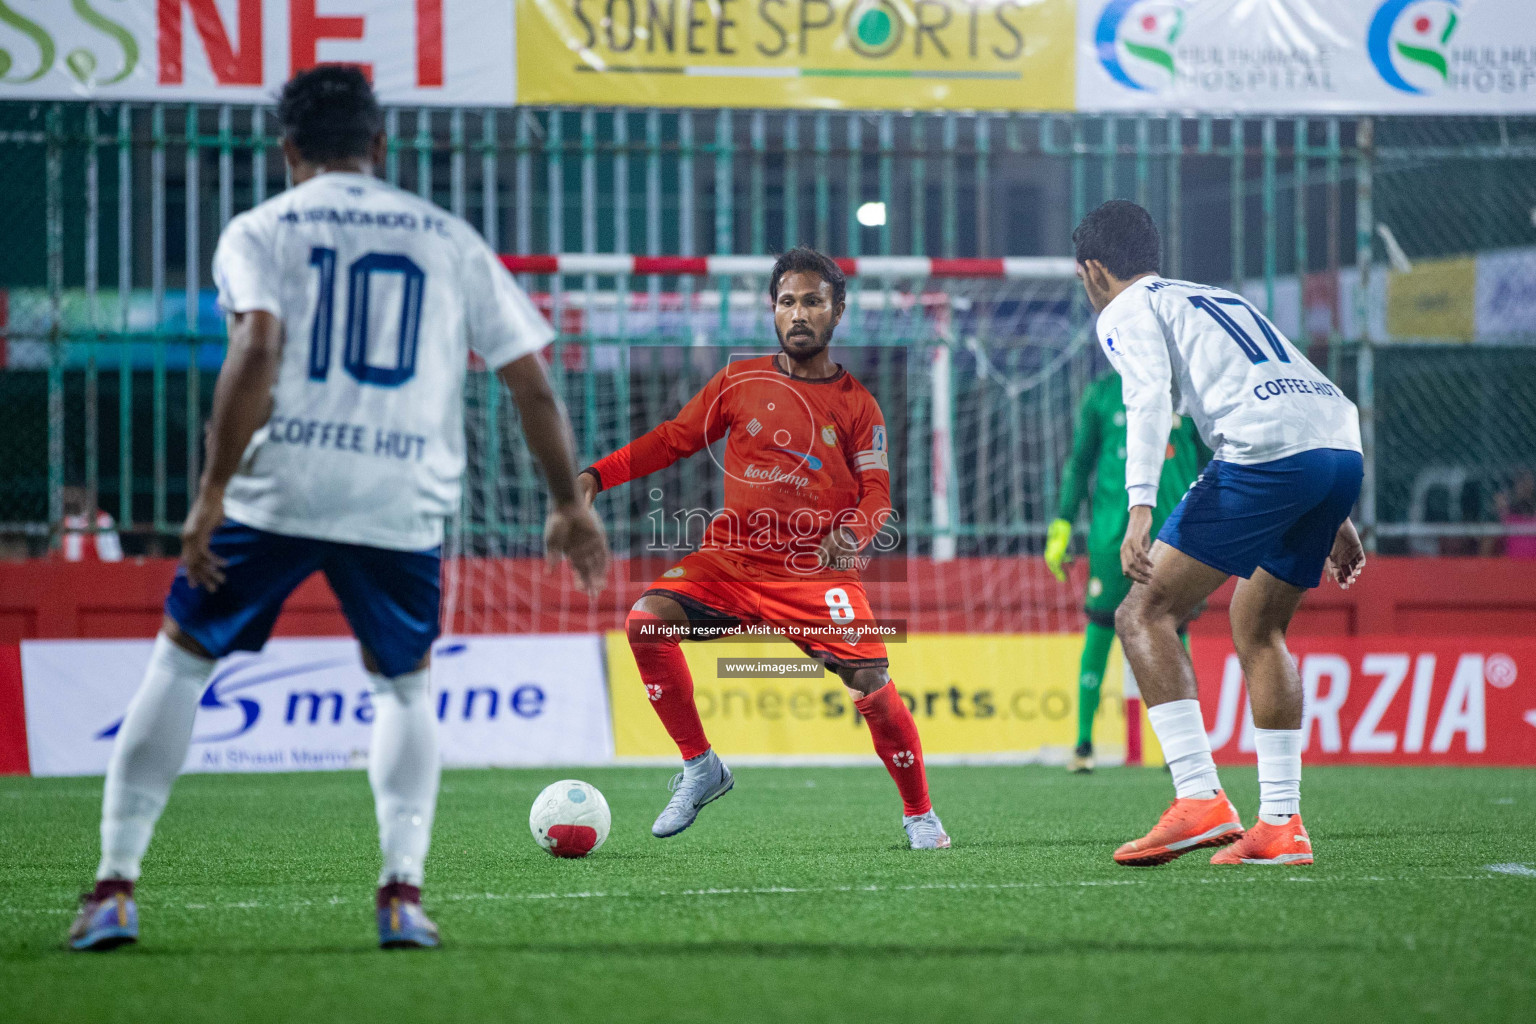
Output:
[
  {"xmin": 627, "ymin": 611, "xmax": 710, "ymax": 760},
  {"xmin": 627, "ymin": 612, "xmax": 927, "ymax": 816},
  {"xmin": 855, "ymin": 680, "xmax": 932, "ymax": 816}
]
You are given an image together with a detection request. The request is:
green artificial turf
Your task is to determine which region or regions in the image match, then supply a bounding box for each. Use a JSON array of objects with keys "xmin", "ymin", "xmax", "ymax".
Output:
[{"xmin": 2, "ymin": 764, "xmax": 1533, "ymax": 1023}]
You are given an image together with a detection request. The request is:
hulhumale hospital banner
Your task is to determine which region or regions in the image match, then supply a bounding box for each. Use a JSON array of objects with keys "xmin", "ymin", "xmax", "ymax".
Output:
[
  {"xmin": 1078, "ymin": 0, "xmax": 1536, "ymax": 114},
  {"xmin": 3, "ymin": 2, "xmax": 1535, "ymax": 114}
]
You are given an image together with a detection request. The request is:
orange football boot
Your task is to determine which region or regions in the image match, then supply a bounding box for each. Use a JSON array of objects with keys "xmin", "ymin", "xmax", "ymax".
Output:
[
  {"xmin": 1113, "ymin": 791, "xmax": 1244, "ymax": 867},
  {"xmin": 1210, "ymin": 815, "xmax": 1313, "ymax": 865}
]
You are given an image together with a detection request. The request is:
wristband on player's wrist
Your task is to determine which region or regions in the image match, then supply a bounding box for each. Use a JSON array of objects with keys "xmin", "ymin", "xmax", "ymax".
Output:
[{"xmin": 580, "ymin": 467, "xmax": 603, "ymax": 492}]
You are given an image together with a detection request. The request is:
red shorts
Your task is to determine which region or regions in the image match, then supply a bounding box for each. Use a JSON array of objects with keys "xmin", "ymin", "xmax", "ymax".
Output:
[{"xmin": 644, "ymin": 549, "xmax": 888, "ymax": 670}]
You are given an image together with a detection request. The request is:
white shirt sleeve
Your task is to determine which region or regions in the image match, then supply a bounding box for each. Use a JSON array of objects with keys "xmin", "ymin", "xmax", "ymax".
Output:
[
  {"xmin": 1096, "ymin": 289, "xmax": 1174, "ymax": 509},
  {"xmin": 461, "ymin": 236, "xmax": 555, "ymax": 370},
  {"xmin": 211, "ymin": 212, "xmax": 282, "ymax": 316}
]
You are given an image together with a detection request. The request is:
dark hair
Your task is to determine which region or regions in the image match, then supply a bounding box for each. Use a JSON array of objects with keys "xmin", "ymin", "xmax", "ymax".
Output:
[
  {"xmin": 769, "ymin": 246, "xmax": 846, "ymax": 307},
  {"xmin": 277, "ymin": 65, "xmax": 383, "ymax": 165},
  {"xmin": 1072, "ymin": 200, "xmax": 1161, "ymax": 280}
]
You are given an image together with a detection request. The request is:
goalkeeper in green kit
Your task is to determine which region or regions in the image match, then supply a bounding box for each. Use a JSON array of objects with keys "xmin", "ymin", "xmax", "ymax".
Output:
[{"xmin": 1046, "ymin": 373, "xmax": 1209, "ymax": 772}]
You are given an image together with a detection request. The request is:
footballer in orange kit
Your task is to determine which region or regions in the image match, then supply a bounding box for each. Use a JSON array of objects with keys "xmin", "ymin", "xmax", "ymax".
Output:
[{"xmin": 578, "ymin": 246, "xmax": 949, "ymax": 849}]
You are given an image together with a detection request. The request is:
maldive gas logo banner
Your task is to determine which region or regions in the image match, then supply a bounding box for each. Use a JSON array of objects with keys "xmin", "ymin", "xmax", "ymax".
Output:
[
  {"xmin": 516, "ymin": 0, "xmax": 1077, "ymax": 110},
  {"xmin": 0, "ymin": 0, "xmax": 513, "ymax": 105},
  {"xmin": 1078, "ymin": 0, "xmax": 1536, "ymax": 114}
]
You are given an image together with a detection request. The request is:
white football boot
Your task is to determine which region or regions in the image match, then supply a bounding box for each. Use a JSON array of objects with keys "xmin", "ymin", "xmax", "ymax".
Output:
[
  {"xmin": 903, "ymin": 810, "xmax": 952, "ymax": 849},
  {"xmin": 651, "ymin": 749, "xmax": 734, "ymax": 838}
]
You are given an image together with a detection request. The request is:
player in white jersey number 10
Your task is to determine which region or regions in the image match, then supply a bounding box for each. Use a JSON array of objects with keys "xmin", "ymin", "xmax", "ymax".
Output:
[
  {"xmin": 68, "ymin": 66, "xmax": 610, "ymax": 953},
  {"xmin": 1072, "ymin": 201, "xmax": 1365, "ymax": 869}
]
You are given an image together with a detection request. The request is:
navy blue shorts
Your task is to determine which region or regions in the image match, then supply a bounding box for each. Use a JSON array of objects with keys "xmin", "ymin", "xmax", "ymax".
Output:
[
  {"xmin": 165, "ymin": 520, "xmax": 441, "ymax": 678},
  {"xmin": 1158, "ymin": 448, "xmax": 1363, "ymax": 589}
]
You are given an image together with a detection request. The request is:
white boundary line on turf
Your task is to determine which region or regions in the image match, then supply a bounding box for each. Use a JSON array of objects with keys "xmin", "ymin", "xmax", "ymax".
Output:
[
  {"xmin": 5, "ymin": 870, "xmax": 1528, "ymax": 918},
  {"xmin": 1483, "ymin": 862, "xmax": 1536, "ymax": 877}
]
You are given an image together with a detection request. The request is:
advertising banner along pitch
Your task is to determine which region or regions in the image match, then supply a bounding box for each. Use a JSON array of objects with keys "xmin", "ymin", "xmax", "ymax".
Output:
[
  {"xmin": 516, "ymin": 0, "xmax": 1077, "ymax": 110},
  {"xmin": 606, "ymin": 632, "xmax": 1135, "ymax": 760},
  {"xmin": 0, "ymin": 0, "xmax": 513, "ymax": 105},
  {"xmin": 1078, "ymin": 0, "xmax": 1536, "ymax": 114},
  {"xmin": 1191, "ymin": 636, "xmax": 1536, "ymax": 766},
  {"xmin": 20, "ymin": 636, "xmax": 612, "ymax": 777}
]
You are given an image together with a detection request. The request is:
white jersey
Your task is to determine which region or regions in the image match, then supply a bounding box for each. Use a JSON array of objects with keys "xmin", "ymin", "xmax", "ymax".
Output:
[
  {"xmin": 211, "ymin": 171, "xmax": 552, "ymax": 550},
  {"xmin": 1095, "ymin": 276, "xmax": 1361, "ymax": 509}
]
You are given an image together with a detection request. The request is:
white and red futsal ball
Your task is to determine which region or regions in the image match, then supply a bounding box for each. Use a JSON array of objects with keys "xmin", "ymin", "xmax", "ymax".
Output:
[{"xmin": 529, "ymin": 780, "xmax": 611, "ymax": 858}]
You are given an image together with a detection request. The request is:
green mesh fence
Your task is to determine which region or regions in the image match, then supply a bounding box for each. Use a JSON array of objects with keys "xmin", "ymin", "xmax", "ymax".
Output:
[{"xmin": 2, "ymin": 103, "xmax": 1535, "ymax": 565}]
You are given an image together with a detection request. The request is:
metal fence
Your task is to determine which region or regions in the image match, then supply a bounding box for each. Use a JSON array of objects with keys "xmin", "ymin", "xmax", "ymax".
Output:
[{"xmin": 2, "ymin": 102, "xmax": 1534, "ymax": 560}]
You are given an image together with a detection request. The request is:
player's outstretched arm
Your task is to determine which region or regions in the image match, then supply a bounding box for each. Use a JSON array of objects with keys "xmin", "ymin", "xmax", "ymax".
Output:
[
  {"xmin": 497, "ymin": 353, "xmax": 611, "ymax": 596},
  {"xmin": 183, "ymin": 309, "xmax": 284, "ymax": 591},
  {"xmin": 580, "ymin": 368, "xmax": 730, "ymax": 497},
  {"xmin": 1324, "ymin": 517, "xmax": 1366, "ymax": 589}
]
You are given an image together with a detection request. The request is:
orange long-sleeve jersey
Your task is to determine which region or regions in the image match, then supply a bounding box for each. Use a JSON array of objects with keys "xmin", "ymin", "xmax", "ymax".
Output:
[{"xmin": 587, "ymin": 355, "xmax": 893, "ymax": 574}]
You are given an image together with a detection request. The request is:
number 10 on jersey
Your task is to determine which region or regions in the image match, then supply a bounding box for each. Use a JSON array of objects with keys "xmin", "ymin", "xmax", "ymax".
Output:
[{"xmin": 307, "ymin": 247, "xmax": 426, "ymax": 387}]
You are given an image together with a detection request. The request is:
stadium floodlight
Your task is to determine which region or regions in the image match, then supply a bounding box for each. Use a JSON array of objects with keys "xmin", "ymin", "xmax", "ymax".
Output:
[{"xmin": 856, "ymin": 201, "xmax": 887, "ymax": 228}]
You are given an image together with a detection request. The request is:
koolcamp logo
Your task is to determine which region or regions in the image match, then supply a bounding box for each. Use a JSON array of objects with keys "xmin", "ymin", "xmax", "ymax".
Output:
[
  {"xmin": 1368, "ymin": 0, "xmax": 1461, "ymax": 94},
  {"xmin": 1094, "ymin": 0, "xmax": 1186, "ymax": 92}
]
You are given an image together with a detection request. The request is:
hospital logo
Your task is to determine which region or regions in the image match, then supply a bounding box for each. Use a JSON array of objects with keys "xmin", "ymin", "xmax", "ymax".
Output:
[
  {"xmin": 1095, "ymin": 0, "xmax": 1186, "ymax": 93},
  {"xmin": 1368, "ymin": 0, "xmax": 1460, "ymax": 95}
]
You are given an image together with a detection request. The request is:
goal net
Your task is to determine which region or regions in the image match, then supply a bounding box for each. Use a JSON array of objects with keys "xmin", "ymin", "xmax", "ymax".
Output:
[{"xmin": 444, "ymin": 255, "xmax": 1103, "ymax": 640}]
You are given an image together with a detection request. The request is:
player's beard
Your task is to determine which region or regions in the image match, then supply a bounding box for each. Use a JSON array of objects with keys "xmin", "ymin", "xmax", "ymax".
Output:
[{"xmin": 776, "ymin": 322, "xmax": 834, "ymax": 362}]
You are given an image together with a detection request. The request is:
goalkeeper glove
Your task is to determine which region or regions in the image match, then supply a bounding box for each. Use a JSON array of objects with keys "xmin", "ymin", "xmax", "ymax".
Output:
[{"xmin": 1044, "ymin": 518, "xmax": 1073, "ymax": 582}]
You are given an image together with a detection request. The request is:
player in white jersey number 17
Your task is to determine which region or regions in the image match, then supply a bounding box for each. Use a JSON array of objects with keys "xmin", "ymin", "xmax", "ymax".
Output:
[
  {"xmin": 1072, "ymin": 201, "xmax": 1365, "ymax": 869},
  {"xmin": 68, "ymin": 66, "xmax": 609, "ymax": 953}
]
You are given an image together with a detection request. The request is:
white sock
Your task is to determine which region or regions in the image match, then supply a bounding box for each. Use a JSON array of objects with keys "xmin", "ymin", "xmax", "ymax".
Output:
[
  {"xmin": 1147, "ymin": 699, "xmax": 1222, "ymax": 800},
  {"xmin": 682, "ymin": 747, "xmax": 717, "ymax": 780},
  {"xmin": 97, "ymin": 634, "xmax": 215, "ymax": 881},
  {"xmin": 368, "ymin": 669, "xmax": 440, "ymax": 887},
  {"xmin": 1255, "ymin": 728, "xmax": 1303, "ymax": 822}
]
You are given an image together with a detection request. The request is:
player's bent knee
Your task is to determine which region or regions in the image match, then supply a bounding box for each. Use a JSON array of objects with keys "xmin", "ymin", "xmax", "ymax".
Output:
[
  {"xmin": 838, "ymin": 666, "xmax": 888, "ymax": 696},
  {"xmin": 1115, "ymin": 594, "xmax": 1152, "ymax": 638},
  {"xmin": 1232, "ymin": 623, "xmax": 1287, "ymax": 663},
  {"xmin": 1117, "ymin": 584, "xmax": 1182, "ymax": 638},
  {"xmin": 627, "ymin": 602, "xmax": 684, "ymax": 651}
]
